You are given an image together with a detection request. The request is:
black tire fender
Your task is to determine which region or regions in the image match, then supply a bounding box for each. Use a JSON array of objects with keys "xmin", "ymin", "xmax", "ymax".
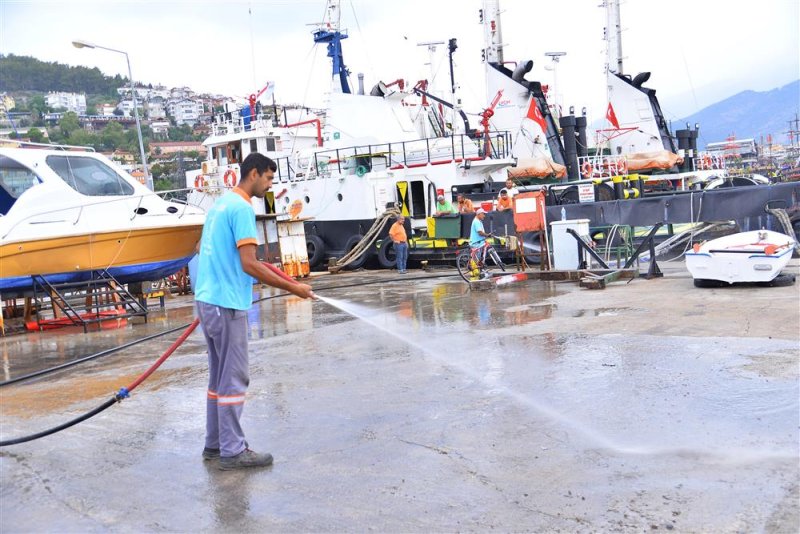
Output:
[
  {"xmin": 306, "ymin": 234, "xmax": 326, "ymax": 268},
  {"xmin": 693, "ymin": 278, "xmax": 728, "ymax": 288},
  {"xmin": 377, "ymin": 239, "xmax": 397, "ymax": 269},
  {"xmin": 758, "ymin": 273, "xmax": 796, "ymax": 287},
  {"xmin": 343, "ymin": 234, "xmax": 368, "ymax": 270}
]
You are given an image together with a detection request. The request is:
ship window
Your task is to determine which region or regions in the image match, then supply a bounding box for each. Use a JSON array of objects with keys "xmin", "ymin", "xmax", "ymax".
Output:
[
  {"xmin": 46, "ymin": 155, "xmax": 135, "ymax": 197},
  {"xmin": 410, "ymin": 180, "xmax": 425, "ymax": 217},
  {"xmin": 266, "ymin": 137, "xmax": 276, "ymax": 152},
  {"xmin": 0, "ymin": 155, "xmax": 42, "ymax": 215},
  {"xmin": 249, "ymin": 139, "xmax": 257, "ymax": 153}
]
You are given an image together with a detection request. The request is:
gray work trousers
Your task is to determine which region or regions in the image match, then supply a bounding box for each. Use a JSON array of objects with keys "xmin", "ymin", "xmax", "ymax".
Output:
[{"xmin": 197, "ymin": 301, "xmax": 250, "ymax": 458}]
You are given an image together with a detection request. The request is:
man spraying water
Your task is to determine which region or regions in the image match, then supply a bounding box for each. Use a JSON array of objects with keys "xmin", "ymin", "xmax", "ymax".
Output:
[{"xmin": 194, "ymin": 153, "xmax": 314, "ymax": 470}]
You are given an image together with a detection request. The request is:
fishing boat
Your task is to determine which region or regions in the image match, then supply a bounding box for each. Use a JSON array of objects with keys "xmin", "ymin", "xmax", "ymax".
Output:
[
  {"xmin": 685, "ymin": 230, "xmax": 796, "ymax": 286},
  {"xmin": 0, "ymin": 144, "xmax": 205, "ymax": 293},
  {"xmin": 187, "ymin": 0, "xmax": 517, "ymax": 269}
]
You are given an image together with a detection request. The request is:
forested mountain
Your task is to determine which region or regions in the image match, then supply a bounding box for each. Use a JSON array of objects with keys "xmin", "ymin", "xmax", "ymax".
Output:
[
  {"xmin": 679, "ymin": 80, "xmax": 799, "ymax": 148},
  {"xmin": 0, "ymin": 54, "xmax": 126, "ymax": 95}
]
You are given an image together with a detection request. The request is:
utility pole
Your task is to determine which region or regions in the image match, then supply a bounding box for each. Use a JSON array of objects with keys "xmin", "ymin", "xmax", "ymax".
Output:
[{"xmin": 787, "ymin": 113, "xmax": 799, "ymax": 149}]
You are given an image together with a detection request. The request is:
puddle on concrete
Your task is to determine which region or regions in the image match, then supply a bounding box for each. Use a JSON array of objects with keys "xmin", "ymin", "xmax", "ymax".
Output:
[
  {"xmin": 572, "ymin": 307, "xmax": 632, "ymax": 318},
  {"xmin": 502, "ymin": 303, "xmax": 557, "ymax": 325}
]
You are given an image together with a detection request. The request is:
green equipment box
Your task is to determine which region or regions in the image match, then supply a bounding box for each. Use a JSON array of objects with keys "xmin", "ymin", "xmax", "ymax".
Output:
[{"xmin": 427, "ymin": 215, "xmax": 461, "ymax": 239}]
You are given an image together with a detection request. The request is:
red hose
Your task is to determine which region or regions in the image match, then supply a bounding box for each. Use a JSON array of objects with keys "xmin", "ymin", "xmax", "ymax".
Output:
[
  {"xmin": 262, "ymin": 261, "xmax": 300, "ymax": 285},
  {"xmin": 124, "ymin": 318, "xmax": 200, "ymax": 393}
]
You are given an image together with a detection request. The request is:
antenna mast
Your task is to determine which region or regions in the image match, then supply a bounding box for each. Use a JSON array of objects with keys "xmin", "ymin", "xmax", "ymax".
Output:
[
  {"xmin": 482, "ymin": 0, "xmax": 504, "ymax": 65},
  {"xmin": 604, "ymin": 0, "xmax": 623, "ymax": 75}
]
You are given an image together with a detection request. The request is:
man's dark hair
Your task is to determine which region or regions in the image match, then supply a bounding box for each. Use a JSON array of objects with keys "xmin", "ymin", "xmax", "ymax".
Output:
[{"xmin": 239, "ymin": 152, "xmax": 277, "ymax": 183}]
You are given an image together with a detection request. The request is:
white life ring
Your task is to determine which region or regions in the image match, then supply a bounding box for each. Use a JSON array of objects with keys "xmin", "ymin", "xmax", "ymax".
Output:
[{"xmin": 223, "ymin": 169, "xmax": 237, "ymax": 187}]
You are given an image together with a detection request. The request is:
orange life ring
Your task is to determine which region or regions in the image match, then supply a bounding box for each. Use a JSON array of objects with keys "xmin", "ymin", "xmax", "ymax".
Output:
[
  {"xmin": 580, "ymin": 161, "xmax": 593, "ymax": 177},
  {"xmin": 223, "ymin": 169, "xmax": 237, "ymax": 187},
  {"xmin": 194, "ymin": 174, "xmax": 206, "ymax": 191},
  {"xmin": 616, "ymin": 157, "xmax": 627, "ymax": 174}
]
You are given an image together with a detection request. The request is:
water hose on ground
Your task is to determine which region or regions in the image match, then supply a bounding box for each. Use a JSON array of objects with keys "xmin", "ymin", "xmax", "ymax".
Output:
[{"xmin": 0, "ymin": 319, "xmax": 199, "ymax": 447}]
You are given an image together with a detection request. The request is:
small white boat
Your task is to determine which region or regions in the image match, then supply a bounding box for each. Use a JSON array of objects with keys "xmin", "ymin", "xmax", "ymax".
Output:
[{"xmin": 685, "ymin": 229, "xmax": 796, "ymax": 286}]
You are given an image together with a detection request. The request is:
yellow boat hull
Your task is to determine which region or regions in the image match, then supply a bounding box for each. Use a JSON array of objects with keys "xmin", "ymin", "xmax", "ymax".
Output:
[{"xmin": 0, "ymin": 225, "xmax": 203, "ymax": 278}]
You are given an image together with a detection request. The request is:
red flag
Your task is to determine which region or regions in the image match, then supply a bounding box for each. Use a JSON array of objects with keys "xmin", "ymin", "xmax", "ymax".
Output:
[
  {"xmin": 606, "ymin": 102, "xmax": 620, "ymax": 129},
  {"xmin": 526, "ymin": 98, "xmax": 548, "ymax": 133}
]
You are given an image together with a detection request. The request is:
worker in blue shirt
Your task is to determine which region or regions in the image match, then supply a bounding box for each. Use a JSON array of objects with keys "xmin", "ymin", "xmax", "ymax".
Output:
[
  {"xmin": 470, "ymin": 208, "xmax": 488, "ymax": 247},
  {"xmin": 195, "ymin": 152, "xmax": 314, "ymax": 470}
]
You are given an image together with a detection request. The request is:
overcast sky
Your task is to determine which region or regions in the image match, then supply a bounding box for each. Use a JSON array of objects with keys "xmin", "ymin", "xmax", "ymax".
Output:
[{"xmin": 1, "ymin": 0, "xmax": 798, "ymax": 129}]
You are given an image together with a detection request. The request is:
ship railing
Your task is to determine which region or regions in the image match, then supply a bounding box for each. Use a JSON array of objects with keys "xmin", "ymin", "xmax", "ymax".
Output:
[
  {"xmin": 693, "ymin": 152, "xmax": 726, "ymax": 171},
  {"xmin": 209, "ymin": 113, "xmax": 273, "ymax": 137},
  {"xmin": 577, "ymin": 155, "xmax": 629, "ymax": 179},
  {"xmin": 271, "ymin": 131, "xmax": 512, "ymax": 183}
]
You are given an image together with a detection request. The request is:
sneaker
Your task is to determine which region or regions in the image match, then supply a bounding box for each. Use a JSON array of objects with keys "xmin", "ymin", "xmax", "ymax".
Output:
[
  {"xmin": 218, "ymin": 448, "xmax": 274, "ymax": 470},
  {"xmin": 202, "ymin": 447, "xmax": 220, "ymax": 460}
]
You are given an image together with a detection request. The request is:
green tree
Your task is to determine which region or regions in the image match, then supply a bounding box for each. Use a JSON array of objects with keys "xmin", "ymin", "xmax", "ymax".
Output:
[
  {"xmin": 150, "ymin": 162, "xmax": 167, "ymax": 179},
  {"xmin": 101, "ymin": 121, "xmax": 126, "ymax": 150},
  {"xmin": 58, "ymin": 111, "xmax": 80, "ymax": 138},
  {"xmin": 85, "ymin": 104, "xmax": 97, "ymax": 116},
  {"xmin": 67, "ymin": 128, "xmax": 95, "ymax": 148},
  {"xmin": 28, "ymin": 95, "xmax": 48, "ymax": 122},
  {"xmin": 0, "ymin": 54, "xmax": 129, "ymax": 94},
  {"xmin": 154, "ymin": 178, "xmax": 173, "ymax": 191},
  {"xmin": 26, "ymin": 127, "xmax": 45, "ymax": 143}
]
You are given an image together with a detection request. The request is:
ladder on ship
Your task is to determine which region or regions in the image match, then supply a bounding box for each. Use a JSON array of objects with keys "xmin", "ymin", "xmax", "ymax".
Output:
[{"xmin": 31, "ymin": 270, "xmax": 148, "ymax": 333}]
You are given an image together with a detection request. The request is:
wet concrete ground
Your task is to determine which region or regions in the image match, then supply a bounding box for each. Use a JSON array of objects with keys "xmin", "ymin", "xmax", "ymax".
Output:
[{"xmin": 1, "ymin": 260, "xmax": 798, "ymax": 532}]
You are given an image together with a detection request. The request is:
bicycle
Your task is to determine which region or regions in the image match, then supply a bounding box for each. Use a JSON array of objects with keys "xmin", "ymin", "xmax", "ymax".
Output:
[{"xmin": 456, "ymin": 236, "xmax": 506, "ymax": 282}]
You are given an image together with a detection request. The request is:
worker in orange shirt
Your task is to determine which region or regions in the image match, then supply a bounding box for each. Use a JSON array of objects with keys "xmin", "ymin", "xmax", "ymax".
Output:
[
  {"xmin": 496, "ymin": 189, "xmax": 513, "ymax": 211},
  {"xmin": 456, "ymin": 193, "xmax": 475, "ymax": 214},
  {"xmin": 389, "ymin": 215, "xmax": 408, "ymax": 273}
]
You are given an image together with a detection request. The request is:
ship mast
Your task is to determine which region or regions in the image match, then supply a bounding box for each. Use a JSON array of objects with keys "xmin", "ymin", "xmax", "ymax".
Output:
[
  {"xmin": 482, "ymin": 0, "xmax": 505, "ymax": 106},
  {"xmin": 604, "ymin": 0, "xmax": 623, "ymax": 75},
  {"xmin": 482, "ymin": 0, "xmax": 504, "ymax": 66},
  {"xmin": 314, "ymin": 0, "xmax": 351, "ymax": 93}
]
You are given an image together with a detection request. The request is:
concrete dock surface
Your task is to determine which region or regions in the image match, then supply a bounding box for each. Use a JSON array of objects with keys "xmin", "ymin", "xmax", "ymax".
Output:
[{"xmin": 1, "ymin": 260, "xmax": 798, "ymax": 532}]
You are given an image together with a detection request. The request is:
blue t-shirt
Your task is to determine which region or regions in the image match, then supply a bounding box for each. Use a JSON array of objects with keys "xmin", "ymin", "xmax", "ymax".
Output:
[
  {"xmin": 194, "ymin": 190, "xmax": 258, "ymax": 310},
  {"xmin": 470, "ymin": 217, "xmax": 486, "ymax": 248}
]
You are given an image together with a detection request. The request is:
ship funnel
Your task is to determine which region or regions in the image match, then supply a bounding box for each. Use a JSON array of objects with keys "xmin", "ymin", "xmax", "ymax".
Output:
[
  {"xmin": 632, "ymin": 72, "xmax": 651, "ymax": 88},
  {"xmin": 511, "ymin": 60, "xmax": 534, "ymax": 82}
]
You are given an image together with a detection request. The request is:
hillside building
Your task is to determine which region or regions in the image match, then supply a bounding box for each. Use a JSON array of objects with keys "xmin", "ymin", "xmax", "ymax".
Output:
[{"xmin": 45, "ymin": 92, "xmax": 86, "ymax": 115}]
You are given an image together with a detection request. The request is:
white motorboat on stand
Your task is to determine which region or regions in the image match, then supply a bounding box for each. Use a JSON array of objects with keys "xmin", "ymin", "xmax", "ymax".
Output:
[
  {"xmin": 0, "ymin": 144, "xmax": 205, "ymax": 294},
  {"xmin": 685, "ymin": 230, "xmax": 796, "ymax": 287}
]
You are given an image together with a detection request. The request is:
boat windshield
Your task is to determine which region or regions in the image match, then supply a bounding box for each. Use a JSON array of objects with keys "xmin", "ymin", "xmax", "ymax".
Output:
[
  {"xmin": 46, "ymin": 155, "xmax": 135, "ymax": 197},
  {"xmin": 0, "ymin": 155, "xmax": 43, "ymax": 215}
]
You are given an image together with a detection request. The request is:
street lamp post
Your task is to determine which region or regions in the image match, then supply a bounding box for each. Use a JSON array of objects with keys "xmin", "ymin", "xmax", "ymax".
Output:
[{"xmin": 72, "ymin": 39, "xmax": 152, "ymax": 191}]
